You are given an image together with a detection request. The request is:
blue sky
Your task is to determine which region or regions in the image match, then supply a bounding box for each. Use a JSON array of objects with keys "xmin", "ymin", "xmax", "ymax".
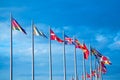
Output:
[{"xmin": 0, "ymin": 0, "xmax": 120, "ymax": 80}]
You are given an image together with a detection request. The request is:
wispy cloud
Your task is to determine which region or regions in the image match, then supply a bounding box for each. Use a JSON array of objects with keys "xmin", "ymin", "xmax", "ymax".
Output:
[
  {"xmin": 109, "ymin": 31, "xmax": 120, "ymax": 50},
  {"xmin": 96, "ymin": 34, "xmax": 107, "ymax": 43}
]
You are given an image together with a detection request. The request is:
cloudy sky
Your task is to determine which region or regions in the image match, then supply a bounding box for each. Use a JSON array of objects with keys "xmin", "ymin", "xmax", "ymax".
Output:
[{"xmin": 0, "ymin": 0, "xmax": 120, "ymax": 80}]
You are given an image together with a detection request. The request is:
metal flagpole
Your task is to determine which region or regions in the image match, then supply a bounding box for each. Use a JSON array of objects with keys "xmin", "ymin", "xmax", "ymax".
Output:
[
  {"xmin": 83, "ymin": 52, "xmax": 86, "ymax": 80},
  {"xmin": 63, "ymin": 31, "xmax": 66, "ymax": 80},
  {"xmin": 74, "ymin": 37, "xmax": 77, "ymax": 80},
  {"xmin": 81, "ymin": 72, "xmax": 84, "ymax": 80},
  {"xmin": 10, "ymin": 13, "xmax": 13, "ymax": 80},
  {"xmin": 49, "ymin": 27, "xmax": 52, "ymax": 80},
  {"xmin": 32, "ymin": 21, "xmax": 35, "ymax": 80},
  {"xmin": 94, "ymin": 58, "xmax": 98, "ymax": 80},
  {"xmin": 99, "ymin": 61, "xmax": 102, "ymax": 80},
  {"xmin": 90, "ymin": 45, "xmax": 93, "ymax": 80}
]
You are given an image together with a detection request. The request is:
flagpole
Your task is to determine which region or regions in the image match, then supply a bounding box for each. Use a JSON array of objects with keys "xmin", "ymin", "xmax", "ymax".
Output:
[
  {"xmin": 81, "ymin": 72, "xmax": 84, "ymax": 80},
  {"xmin": 89, "ymin": 45, "xmax": 93, "ymax": 80},
  {"xmin": 83, "ymin": 54, "xmax": 86, "ymax": 80},
  {"xmin": 49, "ymin": 27, "xmax": 52, "ymax": 80},
  {"xmin": 63, "ymin": 31, "xmax": 66, "ymax": 80},
  {"xmin": 10, "ymin": 13, "xmax": 13, "ymax": 80},
  {"xmin": 32, "ymin": 21, "xmax": 35, "ymax": 80},
  {"xmin": 74, "ymin": 37, "xmax": 77, "ymax": 80},
  {"xmin": 82, "ymin": 48, "xmax": 86, "ymax": 80},
  {"xmin": 99, "ymin": 61, "xmax": 102, "ymax": 80},
  {"xmin": 94, "ymin": 58, "xmax": 98, "ymax": 80}
]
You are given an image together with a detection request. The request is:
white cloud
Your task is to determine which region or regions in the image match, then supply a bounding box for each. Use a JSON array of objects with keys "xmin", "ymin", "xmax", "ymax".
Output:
[
  {"xmin": 109, "ymin": 31, "xmax": 120, "ymax": 50},
  {"xmin": 96, "ymin": 34, "xmax": 107, "ymax": 43}
]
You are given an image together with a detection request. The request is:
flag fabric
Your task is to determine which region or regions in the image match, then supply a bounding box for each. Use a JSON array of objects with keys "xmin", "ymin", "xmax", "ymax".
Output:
[
  {"xmin": 74, "ymin": 39, "xmax": 89, "ymax": 59},
  {"xmin": 92, "ymin": 70, "xmax": 96, "ymax": 77},
  {"xmin": 74, "ymin": 39, "xmax": 83, "ymax": 48},
  {"xmin": 50, "ymin": 29, "xmax": 63, "ymax": 43},
  {"xmin": 11, "ymin": 17, "xmax": 27, "ymax": 34},
  {"xmin": 86, "ymin": 73, "xmax": 90, "ymax": 78},
  {"xmin": 98, "ymin": 62, "xmax": 107, "ymax": 74},
  {"xmin": 82, "ymin": 43, "xmax": 89, "ymax": 59},
  {"xmin": 101, "ymin": 64, "xmax": 107, "ymax": 74},
  {"xmin": 100, "ymin": 56, "xmax": 112, "ymax": 65},
  {"xmin": 82, "ymin": 74, "xmax": 91, "ymax": 79},
  {"xmin": 64, "ymin": 35, "xmax": 75, "ymax": 45},
  {"xmin": 91, "ymin": 48, "xmax": 102, "ymax": 59},
  {"xmin": 33, "ymin": 26, "xmax": 47, "ymax": 38},
  {"xmin": 91, "ymin": 47, "xmax": 112, "ymax": 65}
]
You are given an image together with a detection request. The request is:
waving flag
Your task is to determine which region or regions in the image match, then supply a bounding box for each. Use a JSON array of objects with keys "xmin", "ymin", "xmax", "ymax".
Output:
[
  {"xmin": 98, "ymin": 62, "xmax": 107, "ymax": 74},
  {"xmin": 75, "ymin": 39, "xmax": 89, "ymax": 59},
  {"xmin": 82, "ymin": 43, "xmax": 89, "ymax": 59},
  {"xmin": 33, "ymin": 26, "xmax": 47, "ymax": 38},
  {"xmin": 91, "ymin": 48, "xmax": 102, "ymax": 59},
  {"xmin": 101, "ymin": 56, "xmax": 112, "ymax": 65},
  {"xmin": 74, "ymin": 39, "xmax": 83, "ymax": 48},
  {"xmin": 12, "ymin": 17, "xmax": 27, "ymax": 34},
  {"xmin": 50, "ymin": 29, "xmax": 63, "ymax": 43},
  {"xmin": 92, "ymin": 70, "xmax": 96, "ymax": 77},
  {"xmin": 91, "ymin": 47, "xmax": 112, "ymax": 65},
  {"xmin": 86, "ymin": 73, "xmax": 90, "ymax": 78},
  {"xmin": 101, "ymin": 64, "xmax": 107, "ymax": 74},
  {"xmin": 64, "ymin": 35, "xmax": 75, "ymax": 45}
]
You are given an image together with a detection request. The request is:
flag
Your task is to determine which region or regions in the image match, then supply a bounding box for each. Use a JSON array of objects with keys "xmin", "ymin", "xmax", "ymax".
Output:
[
  {"xmin": 98, "ymin": 62, "xmax": 107, "ymax": 74},
  {"xmin": 50, "ymin": 29, "xmax": 63, "ymax": 43},
  {"xmin": 91, "ymin": 48, "xmax": 112, "ymax": 65},
  {"xmin": 74, "ymin": 39, "xmax": 83, "ymax": 48},
  {"xmin": 74, "ymin": 39, "xmax": 89, "ymax": 59},
  {"xmin": 11, "ymin": 17, "xmax": 27, "ymax": 34},
  {"xmin": 86, "ymin": 73, "xmax": 90, "ymax": 78},
  {"xmin": 97, "ymin": 74, "xmax": 100, "ymax": 78},
  {"xmin": 101, "ymin": 64, "xmax": 107, "ymax": 74},
  {"xmin": 100, "ymin": 56, "xmax": 112, "ymax": 65},
  {"xmin": 33, "ymin": 26, "xmax": 47, "ymax": 38},
  {"xmin": 92, "ymin": 70, "xmax": 96, "ymax": 77},
  {"xmin": 64, "ymin": 35, "xmax": 75, "ymax": 45},
  {"xmin": 82, "ymin": 43, "xmax": 89, "ymax": 59},
  {"xmin": 91, "ymin": 48, "xmax": 102, "ymax": 59}
]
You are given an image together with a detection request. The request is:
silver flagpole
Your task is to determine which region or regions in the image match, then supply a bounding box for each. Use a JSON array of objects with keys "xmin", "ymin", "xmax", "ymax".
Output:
[
  {"xmin": 74, "ymin": 37, "xmax": 77, "ymax": 80},
  {"xmin": 90, "ymin": 45, "xmax": 93, "ymax": 80},
  {"xmin": 32, "ymin": 21, "xmax": 35, "ymax": 80},
  {"xmin": 95, "ymin": 58, "xmax": 98, "ymax": 80},
  {"xmin": 10, "ymin": 13, "xmax": 13, "ymax": 80},
  {"xmin": 82, "ymin": 72, "xmax": 84, "ymax": 80},
  {"xmin": 63, "ymin": 31, "xmax": 66, "ymax": 80},
  {"xmin": 83, "ymin": 52, "xmax": 86, "ymax": 80},
  {"xmin": 49, "ymin": 27, "xmax": 52, "ymax": 80},
  {"xmin": 99, "ymin": 61, "xmax": 102, "ymax": 80}
]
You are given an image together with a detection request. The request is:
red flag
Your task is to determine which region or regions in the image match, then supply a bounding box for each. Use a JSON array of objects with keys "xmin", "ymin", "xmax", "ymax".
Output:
[
  {"xmin": 98, "ymin": 62, "xmax": 107, "ymax": 74},
  {"xmin": 12, "ymin": 17, "xmax": 27, "ymax": 34},
  {"xmin": 74, "ymin": 39, "xmax": 83, "ymax": 48},
  {"xmin": 92, "ymin": 70, "xmax": 96, "ymax": 76},
  {"xmin": 101, "ymin": 62, "xmax": 107, "ymax": 74},
  {"xmin": 101, "ymin": 56, "xmax": 111, "ymax": 65},
  {"xmin": 86, "ymin": 73, "xmax": 90, "ymax": 78},
  {"xmin": 81, "ymin": 44, "xmax": 89, "ymax": 59},
  {"xmin": 75, "ymin": 40, "xmax": 89, "ymax": 59},
  {"xmin": 82, "ymin": 73, "xmax": 90, "ymax": 79},
  {"xmin": 50, "ymin": 29, "xmax": 63, "ymax": 43}
]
